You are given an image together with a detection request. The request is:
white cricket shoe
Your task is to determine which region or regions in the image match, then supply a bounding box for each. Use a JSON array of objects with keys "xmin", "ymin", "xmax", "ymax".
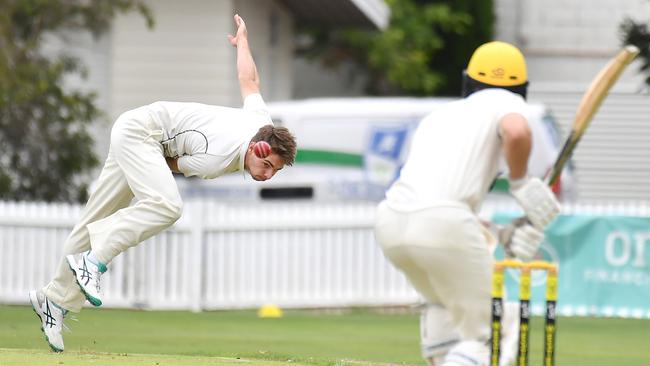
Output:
[
  {"xmin": 66, "ymin": 251, "xmax": 107, "ymax": 307},
  {"xmin": 29, "ymin": 290, "xmax": 66, "ymax": 352}
]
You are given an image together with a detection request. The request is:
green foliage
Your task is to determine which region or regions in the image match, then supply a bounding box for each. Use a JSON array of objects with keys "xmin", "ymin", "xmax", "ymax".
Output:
[
  {"xmin": 620, "ymin": 11, "xmax": 650, "ymax": 87},
  {"xmin": 428, "ymin": 0, "xmax": 494, "ymax": 95},
  {"xmin": 297, "ymin": 0, "xmax": 493, "ymax": 96},
  {"xmin": 0, "ymin": 0, "xmax": 152, "ymax": 202}
]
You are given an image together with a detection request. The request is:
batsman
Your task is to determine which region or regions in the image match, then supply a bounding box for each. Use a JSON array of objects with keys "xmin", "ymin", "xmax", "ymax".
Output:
[
  {"xmin": 374, "ymin": 41, "xmax": 560, "ymax": 366},
  {"xmin": 29, "ymin": 14, "xmax": 297, "ymax": 352}
]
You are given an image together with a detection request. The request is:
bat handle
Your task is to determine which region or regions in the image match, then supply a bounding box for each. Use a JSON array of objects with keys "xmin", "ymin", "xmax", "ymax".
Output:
[
  {"xmin": 547, "ymin": 132, "xmax": 577, "ymax": 187},
  {"xmin": 546, "ymin": 164, "xmax": 562, "ymax": 187}
]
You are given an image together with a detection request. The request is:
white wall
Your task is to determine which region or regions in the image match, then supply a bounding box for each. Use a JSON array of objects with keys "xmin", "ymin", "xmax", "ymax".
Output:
[
  {"xmin": 495, "ymin": 0, "xmax": 650, "ymax": 89},
  {"xmin": 496, "ymin": 0, "xmax": 650, "ymax": 202},
  {"xmin": 110, "ymin": 0, "xmax": 235, "ymax": 116},
  {"xmin": 233, "ymin": 0, "xmax": 294, "ymax": 101}
]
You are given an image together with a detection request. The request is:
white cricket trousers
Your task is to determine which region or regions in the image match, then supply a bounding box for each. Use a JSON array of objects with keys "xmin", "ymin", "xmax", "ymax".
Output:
[
  {"xmin": 43, "ymin": 108, "xmax": 183, "ymax": 312},
  {"xmin": 374, "ymin": 201, "xmax": 493, "ymax": 344}
]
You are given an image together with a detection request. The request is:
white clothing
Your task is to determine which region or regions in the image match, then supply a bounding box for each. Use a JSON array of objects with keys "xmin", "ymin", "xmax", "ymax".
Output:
[
  {"xmin": 420, "ymin": 304, "xmax": 461, "ymax": 361},
  {"xmin": 385, "ymin": 89, "xmax": 527, "ymax": 213},
  {"xmin": 144, "ymin": 93, "xmax": 272, "ymax": 179},
  {"xmin": 375, "ymin": 202, "xmax": 493, "ymax": 342},
  {"xmin": 43, "ymin": 95, "xmax": 270, "ymax": 312},
  {"xmin": 44, "ymin": 111, "xmax": 183, "ymax": 311},
  {"xmin": 375, "ymin": 89, "xmax": 529, "ymax": 365}
]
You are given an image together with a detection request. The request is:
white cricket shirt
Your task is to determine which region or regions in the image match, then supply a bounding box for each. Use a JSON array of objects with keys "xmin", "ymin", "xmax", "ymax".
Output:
[
  {"xmin": 144, "ymin": 94, "xmax": 272, "ymax": 179},
  {"xmin": 385, "ymin": 88, "xmax": 528, "ymax": 213}
]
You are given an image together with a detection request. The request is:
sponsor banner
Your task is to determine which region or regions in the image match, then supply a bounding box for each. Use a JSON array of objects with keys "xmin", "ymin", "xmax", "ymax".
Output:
[
  {"xmin": 364, "ymin": 124, "xmax": 411, "ymax": 187},
  {"xmin": 492, "ymin": 214, "xmax": 650, "ymax": 318}
]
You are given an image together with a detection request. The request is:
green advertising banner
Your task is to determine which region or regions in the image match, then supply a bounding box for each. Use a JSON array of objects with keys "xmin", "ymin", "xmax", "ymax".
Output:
[{"xmin": 492, "ymin": 213, "xmax": 650, "ymax": 318}]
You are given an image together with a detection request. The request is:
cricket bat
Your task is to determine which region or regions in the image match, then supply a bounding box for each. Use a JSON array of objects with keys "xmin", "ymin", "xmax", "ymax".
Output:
[{"xmin": 546, "ymin": 45, "xmax": 640, "ymax": 186}]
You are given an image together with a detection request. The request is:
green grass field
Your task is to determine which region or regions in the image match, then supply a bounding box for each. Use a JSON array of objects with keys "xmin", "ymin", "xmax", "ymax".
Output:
[{"xmin": 0, "ymin": 305, "xmax": 648, "ymax": 366}]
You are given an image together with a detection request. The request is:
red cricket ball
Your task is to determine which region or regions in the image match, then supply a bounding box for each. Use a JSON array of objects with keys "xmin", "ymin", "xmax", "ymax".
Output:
[{"xmin": 253, "ymin": 141, "xmax": 271, "ymax": 158}]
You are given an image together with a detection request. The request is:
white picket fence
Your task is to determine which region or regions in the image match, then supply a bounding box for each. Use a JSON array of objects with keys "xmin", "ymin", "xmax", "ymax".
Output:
[
  {"xmin": 0, "ymin": 199, "xmax": 418, "ymax": 311},
  {"xmin": 3, "ymin": 198, "xmax": 650, "ymax": 311}
]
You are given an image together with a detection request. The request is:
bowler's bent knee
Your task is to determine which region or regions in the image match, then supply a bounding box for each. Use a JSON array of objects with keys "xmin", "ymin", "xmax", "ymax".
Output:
[{"xmin": 158, "ymin": 196, "xmax": 183, "ymax": 224}]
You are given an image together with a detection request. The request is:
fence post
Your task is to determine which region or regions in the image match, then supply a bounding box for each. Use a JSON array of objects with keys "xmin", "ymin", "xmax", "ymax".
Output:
[{"xmin": 187, "ymin": 199, "xmax": 204, "ymax": 312}]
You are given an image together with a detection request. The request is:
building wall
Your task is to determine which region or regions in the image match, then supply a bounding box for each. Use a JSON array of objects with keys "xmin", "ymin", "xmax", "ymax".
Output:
[
  {"xmin": 233, "ymin": 0, "xmax": 294, "ymax": 101},
  {"xmin": 495, "ymin": 0, "xmax": 650, "ymax": 89},
  {"xmin": 495, "ymin": 0, "xmax": 650, "ymax": 202},
  {"xmin": 110, "ymin": 0, "xmax": 235, "ymax": 115},
  {"xmin": 108, "ymin": 0, "xmax": 294, "ymax": 115}
]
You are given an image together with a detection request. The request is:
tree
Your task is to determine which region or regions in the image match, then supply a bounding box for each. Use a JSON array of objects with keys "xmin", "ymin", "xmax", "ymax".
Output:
[
  {"xmin": 297, "ymin": 0, "xmax": 493, "ymax": 96},
  {"xmin": 620, "ymin": 8, "xmax": 650, "ymax": 88},
  {"xmin": 0, "ymin": 0, "xmax": 153, "ymax": 202},
  {"xmin": 428, "ymin": 0, "xmax": 493, "ymax": 95}
]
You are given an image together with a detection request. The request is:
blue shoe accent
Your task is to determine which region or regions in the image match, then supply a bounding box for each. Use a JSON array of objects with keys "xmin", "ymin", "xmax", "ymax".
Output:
[{"xmin": 85, "ymin": 251, "xmax": 108, "ymax": 273}]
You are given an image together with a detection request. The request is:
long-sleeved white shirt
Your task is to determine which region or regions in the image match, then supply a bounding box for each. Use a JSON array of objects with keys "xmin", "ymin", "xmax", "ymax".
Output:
[{"xmin": 142, "ymin": 93, "xmax": 272, "ymax": 179}]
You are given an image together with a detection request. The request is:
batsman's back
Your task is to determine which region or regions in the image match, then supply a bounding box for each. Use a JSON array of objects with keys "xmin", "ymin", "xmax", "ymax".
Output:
[{"xmin": 386, "ymin": 89, "xmax": 529, "ymax": 212}]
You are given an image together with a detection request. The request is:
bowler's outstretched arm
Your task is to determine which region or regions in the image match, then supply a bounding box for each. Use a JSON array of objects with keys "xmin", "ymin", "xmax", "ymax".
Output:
[{"xmin": 228, "ymin": 14, "xmax": 260, "ymax": 101}]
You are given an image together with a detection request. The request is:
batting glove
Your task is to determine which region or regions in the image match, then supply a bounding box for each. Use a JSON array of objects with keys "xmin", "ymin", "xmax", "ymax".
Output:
[
  {"xmin": 499, "ymin": 217, "xmax": 545, "ymax": 261},
  {"xmin": 509, "ymin": 176, "xmax": 561, "ymax": 230},
  {"xmin": 510, "ymin": 223, "xmax": 544, "ymax": 261}
]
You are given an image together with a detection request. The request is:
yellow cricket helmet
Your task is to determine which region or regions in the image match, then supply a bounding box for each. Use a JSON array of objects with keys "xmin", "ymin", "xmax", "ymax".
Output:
[{"xmin": 462, "ymin": 41, "xmax": 529, "ymax": 98}]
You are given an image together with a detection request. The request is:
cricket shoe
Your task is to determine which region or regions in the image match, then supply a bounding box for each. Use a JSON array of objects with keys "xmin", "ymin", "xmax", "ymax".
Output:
[
  {"xmin": 66, "ymin": 251, "xmax": 107, "ymax": 307},
  {"xmin": 29, "ymin": 290, "xmax": 67, "ymax": 352}
]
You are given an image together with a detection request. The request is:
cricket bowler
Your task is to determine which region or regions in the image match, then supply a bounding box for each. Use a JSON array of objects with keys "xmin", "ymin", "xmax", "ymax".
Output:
[{"xmin": 29, "ymin": 14, "xmax": 297, "ymax": 352}]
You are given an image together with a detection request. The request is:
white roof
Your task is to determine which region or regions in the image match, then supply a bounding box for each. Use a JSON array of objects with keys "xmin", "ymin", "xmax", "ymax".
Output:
[{"xmin": 278, "ymin": 0, "xmax": 390, "ymax": 30}]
